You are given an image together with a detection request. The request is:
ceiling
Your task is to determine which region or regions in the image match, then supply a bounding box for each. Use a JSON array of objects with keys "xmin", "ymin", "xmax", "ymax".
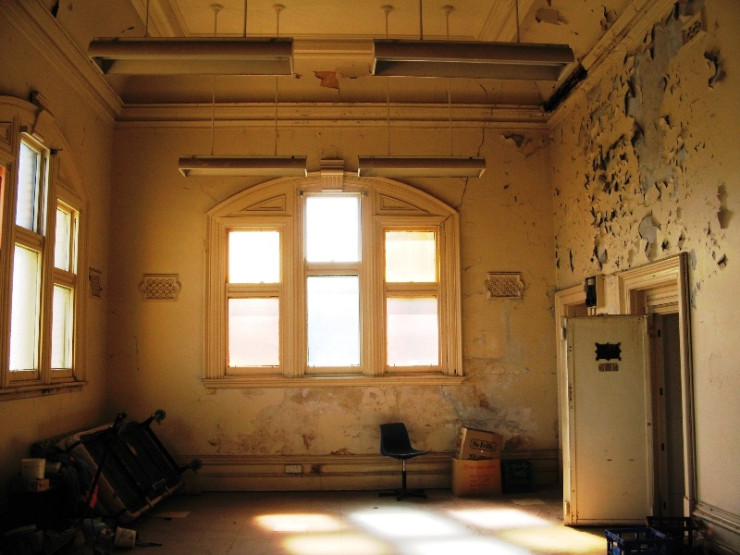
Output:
[{"xmin": 44, "ymin": 0, "xmax": 634, "ymax": 108}]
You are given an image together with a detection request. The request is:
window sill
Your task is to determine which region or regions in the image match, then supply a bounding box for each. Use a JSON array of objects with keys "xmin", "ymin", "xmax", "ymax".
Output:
[
  {"xmin": 203, "ymin": 374, "xmax": 465, "ymax": 389},
  {"xmin": 0, "ymin": 381, "xmax": 87, "ymax": 402}
]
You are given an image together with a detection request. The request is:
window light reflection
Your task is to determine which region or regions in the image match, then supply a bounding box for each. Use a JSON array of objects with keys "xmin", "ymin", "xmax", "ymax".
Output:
[
  {"xmin": 254, "ymin": 513, "xmax": 343, "ymax": 533},
  {"xmin": 446, "ymin": 507, "xmax": 550, "ymax": 530}
]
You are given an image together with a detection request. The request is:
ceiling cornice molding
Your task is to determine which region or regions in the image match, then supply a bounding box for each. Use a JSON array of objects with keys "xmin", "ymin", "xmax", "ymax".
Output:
[
  {"xmin": 116, "ymin": 102, "xmax": 550, "ymax": 130},
  {"xmin": 6, "ymin": 0, "xmax": 122, "ymax": 122},
  {"xmin": 547, "ymin": 0, "xmax": 675, "ymax": 128}
]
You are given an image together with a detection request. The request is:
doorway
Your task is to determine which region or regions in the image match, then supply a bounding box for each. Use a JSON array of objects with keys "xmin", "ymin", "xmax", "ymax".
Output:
[
  {"xmin": 555, "ymin": 254, "xmax": 695, "ymax": 521},
  {"xmin": 653, "ymin": 313, "xmax": 685, "ymax": 516}
]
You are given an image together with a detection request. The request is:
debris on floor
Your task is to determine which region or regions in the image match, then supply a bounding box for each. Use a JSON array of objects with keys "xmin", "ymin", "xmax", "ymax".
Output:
[{"xmin": 0, "ymin": 410, "xmax": 199, "ymax": 554}]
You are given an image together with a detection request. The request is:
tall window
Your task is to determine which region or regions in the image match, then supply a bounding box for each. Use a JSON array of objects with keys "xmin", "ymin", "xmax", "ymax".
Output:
[
  {"xmin": 305, "ymin": 195, "xmax": 361, "ymax": 370},
  {"xmin": 384, "ymin": 230, "xmax": 439, "ymax": 367},
  {"xmin": 227, "ymin": 229, "xmax": 281, "ymax": 369},
  {"xmin": 9, "ymin": 137, "xmax": 47, "ymax": 377},
  {"xmin": 1, "ymin": 103, "xmax": 86, "ymax": 399},
  {"xmin": 206, "ymin": 176, "xmax": 462, "ymax": 386}
]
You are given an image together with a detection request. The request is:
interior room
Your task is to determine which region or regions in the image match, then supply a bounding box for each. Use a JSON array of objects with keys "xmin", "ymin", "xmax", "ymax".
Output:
[{"xmin": 0, "ymin": 0, "xmax": 737, "ymax": 553}]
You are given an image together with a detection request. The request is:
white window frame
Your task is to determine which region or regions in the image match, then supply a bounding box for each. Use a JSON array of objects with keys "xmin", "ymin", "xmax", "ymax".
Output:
[
  {"xmin": 205, "ymin": 175, "xmax": 463, "ymax": 388},
  {"xmin": 0, "ymin": 97, "xmax": 87, "ymax": 400}
]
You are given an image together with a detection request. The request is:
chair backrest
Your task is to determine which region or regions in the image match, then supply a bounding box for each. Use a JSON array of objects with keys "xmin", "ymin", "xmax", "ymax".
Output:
[{"xmin": 380, "ymin": 422, "xmax": 412, "ymax": 454}]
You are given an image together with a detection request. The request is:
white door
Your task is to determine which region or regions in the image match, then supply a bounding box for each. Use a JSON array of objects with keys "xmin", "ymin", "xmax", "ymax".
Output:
[{"xmin": 563, "ymin": 315, "xmax": 654, "ymax": 525}]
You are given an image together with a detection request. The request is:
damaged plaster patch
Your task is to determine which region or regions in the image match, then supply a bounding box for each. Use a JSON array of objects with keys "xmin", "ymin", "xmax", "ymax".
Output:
[
  {"xmin": 501, "ymin": 133, "xmax": 549, "ymax": 158},
  {"xmin": 703, "ymin": 51, "xmax": 724, "ymax": 88},
  {"xmin": 536, "ymin": 7, "xmax": 565, "ymax": 25},
  {"xmin": 717, "ymin": 185, "xmax": 732, "ymax": 229},
  {"xmin": 314, "ymin": 71, "xmax": 340, "ymax": 90},
  {"xmin": 503, "ymin": 133, "xmax": 526, "ymax": 147},
  {"xmin": 627, "ymin": 13, "xmax": 685, "ymax": 195},
  {"xmin": 593, "ymin": 241, "xmax": 608, "ymax": 269},
  {"xmin": 601, "ymin": 7, "xmax": 618, "ymax": 31},
  {"xmin": 638, "ymin": 213, "xmax": 660, "ymax": 256}
]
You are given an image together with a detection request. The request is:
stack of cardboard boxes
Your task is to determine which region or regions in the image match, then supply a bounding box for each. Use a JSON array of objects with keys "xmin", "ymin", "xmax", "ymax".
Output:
[{"xmin": 451, "ymin": 427, "xmax": 503, "ymax": 496}]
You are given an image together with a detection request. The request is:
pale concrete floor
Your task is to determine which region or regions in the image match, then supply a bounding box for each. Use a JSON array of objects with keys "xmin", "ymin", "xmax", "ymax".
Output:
[{"xmin": 125, "ymin": 487, "xmax": 608, "ymax": 555}]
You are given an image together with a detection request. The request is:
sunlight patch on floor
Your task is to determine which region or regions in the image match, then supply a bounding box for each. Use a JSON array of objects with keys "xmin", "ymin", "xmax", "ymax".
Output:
[
  {"xmin": 397, "ymin": 535, "xmax": 533, "ymax": 555},
  {"xmin": 350, "ymin": 507, "xmax": 465, "ymax": 539},
  {"xmin": 254, "ymin": 512, "xmax": 343, "ymax": 533},
  {"xmin": 446, "ymin": 507, "xmax": 551, "ymax": 530},
  {"xmin": 498, "ymin": 525, "xmax": 606, "ymax": 553},
  {"xmin": 282, "ymin": 532, "xmax": 393, "ymax": 555}
]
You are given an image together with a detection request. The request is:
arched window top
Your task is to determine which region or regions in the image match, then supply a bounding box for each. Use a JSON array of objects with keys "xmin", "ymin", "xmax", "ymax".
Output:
[
  {"xmin": 0, "ymin": 95, "xmax": 87, "ymax": 203},
  {"xmin": 207, "ymin": 174, "xmax": 458, "ymax": 220}
]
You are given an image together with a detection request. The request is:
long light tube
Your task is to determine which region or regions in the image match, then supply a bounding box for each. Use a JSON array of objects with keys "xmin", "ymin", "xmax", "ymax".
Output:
[
  {"xmin": 372, "ymin": 39, "xmax": 574, "ymax": 81},
  {"xmin": 178, "ymin": 156, "xmax": 307, "ymax": 177},
  {"xmin": 88, "ymin": 38, "xmax": 293, "ymax": 75},
  {"xmin": 357, "ymin": 157, "xmax": 485, "ymax": 178}
]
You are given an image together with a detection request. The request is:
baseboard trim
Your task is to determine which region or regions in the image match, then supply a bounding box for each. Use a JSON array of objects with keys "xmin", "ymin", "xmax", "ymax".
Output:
[
  {"xmin": 693, "ymin": 502, "xmax": 740, "ymax": 554},
  {"xmin": 176, "ymin": 450, "xmax": 559, "ymax": 493}
]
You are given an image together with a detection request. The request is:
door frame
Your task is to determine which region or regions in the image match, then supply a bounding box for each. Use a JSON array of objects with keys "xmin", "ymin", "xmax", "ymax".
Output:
[
  {"xmin": 616, "ymin": 253, "xmax": 696, "ymax": 515},
  {"xmin": 555, "ymin": 253, "xmax": 696, "ymax": 519}
]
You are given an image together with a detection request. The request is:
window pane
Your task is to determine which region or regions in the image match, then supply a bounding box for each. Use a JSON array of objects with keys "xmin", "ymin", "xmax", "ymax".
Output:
[
  {"xmin": 385, "ymin": 231, "xmax": 436, "ymax": 282},
  {"xmin": 55, "ymin": 206, "xmax": 73, "ymax": 271},
  {"xmin": 307, "ymin": 276, "xmax": 359, "ymax": 367},
  {"xmin": 51, "ymin": 285, "xmax": 73, "ymax": 369},
  {"xmin": 228, "ymin": 298, "xmax": 279, "ymax": 366},
  {"xmin": 229, "ymin": 230, "xmax": 280, "ymax": 283},
  {"xmin": 387, "ymin": 297, "xmax": 439, "ymax": 366},
  {"xmin": 10, "ymin": 245, "xmax": 41, "ymax": 372},
  {"xmin": 306, "ymin": 196, "xmax": 359, "ymax": 262},
  {"xmin": 16, "ymin": 141, "xmax": 42, "ymax": 231}
]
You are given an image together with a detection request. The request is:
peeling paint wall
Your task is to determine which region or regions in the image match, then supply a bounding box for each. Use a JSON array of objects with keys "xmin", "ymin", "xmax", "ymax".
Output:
[
  {"xmin": 550, "ymin": 0, "xmax": 740, "ymax": 542},
  {"xmin": 105, "ymin": 118, "xmax": 557, "ymax": 469}
]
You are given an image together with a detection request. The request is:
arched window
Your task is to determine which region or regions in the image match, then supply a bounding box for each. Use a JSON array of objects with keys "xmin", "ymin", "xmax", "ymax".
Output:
[
  {"xmin": 0, "ymin": 96, "xmax": 88, "ymax": 398},
  {"xmin": 205, "ymin": 174, "xmax": 463, "ymax": 387}
]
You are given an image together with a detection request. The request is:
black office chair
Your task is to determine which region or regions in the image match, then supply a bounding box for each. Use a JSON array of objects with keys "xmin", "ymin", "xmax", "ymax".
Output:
[{"xmin": 379, "ymin": 422, "xmax": 428, "ymax": 500}]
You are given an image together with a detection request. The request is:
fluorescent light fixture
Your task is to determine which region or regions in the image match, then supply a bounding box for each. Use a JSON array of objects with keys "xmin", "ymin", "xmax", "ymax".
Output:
[
  {"xmin": 88, "ymin": 38, "xmax": 293, "ymax": 75},
  {"xmin": 372, "ymin": 39, "xmax": 574, "ymax": 81},
  {"xmin": 178, "ymin": 156, "xmax": 307, "ymax": 177},
  {"xmin": 357, "ymin": 157, "xmax": 485, "ymax": 178}
]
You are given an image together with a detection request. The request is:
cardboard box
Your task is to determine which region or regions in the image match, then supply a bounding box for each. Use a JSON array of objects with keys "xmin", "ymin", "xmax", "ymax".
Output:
[
  {"xmin": 451, "ymin": 457, "xmax": 501, "ymax": 497},
  {"xmin": 456, "ymin": 427, "xmax": 502, "ymax": 460}
]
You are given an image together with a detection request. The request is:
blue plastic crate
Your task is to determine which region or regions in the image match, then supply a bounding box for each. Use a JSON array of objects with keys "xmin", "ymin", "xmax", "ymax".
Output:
[
  {"xmin": 605, "ymin": 527, "xmax": 669, "ymax": 555},
  {"xmin": 646, "ymin": 516, "xmax": 699, "ymax": 554}
]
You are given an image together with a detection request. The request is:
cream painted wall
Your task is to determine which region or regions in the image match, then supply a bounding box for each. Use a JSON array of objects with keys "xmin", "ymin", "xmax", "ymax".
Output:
[
  {"xmin": 0, "ymin": 10, "xmax": 113, "ymax": 495},
  {"xmin": 106, "ymin": 120, "xmax": 557, "ymax": 464},
  {"xmin": 550, "ymin": 0, "xmax": 739, "ymax": 549}
]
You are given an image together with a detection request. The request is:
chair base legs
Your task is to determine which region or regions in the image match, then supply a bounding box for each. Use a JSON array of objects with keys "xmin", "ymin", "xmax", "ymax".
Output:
[
  {"xmin": 379, "ymin": 488, "xmax": 427, "ymax": 501},
  {"xmin": 379, "ymin": 462, "xmax": 426, "ymax": 501}
]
